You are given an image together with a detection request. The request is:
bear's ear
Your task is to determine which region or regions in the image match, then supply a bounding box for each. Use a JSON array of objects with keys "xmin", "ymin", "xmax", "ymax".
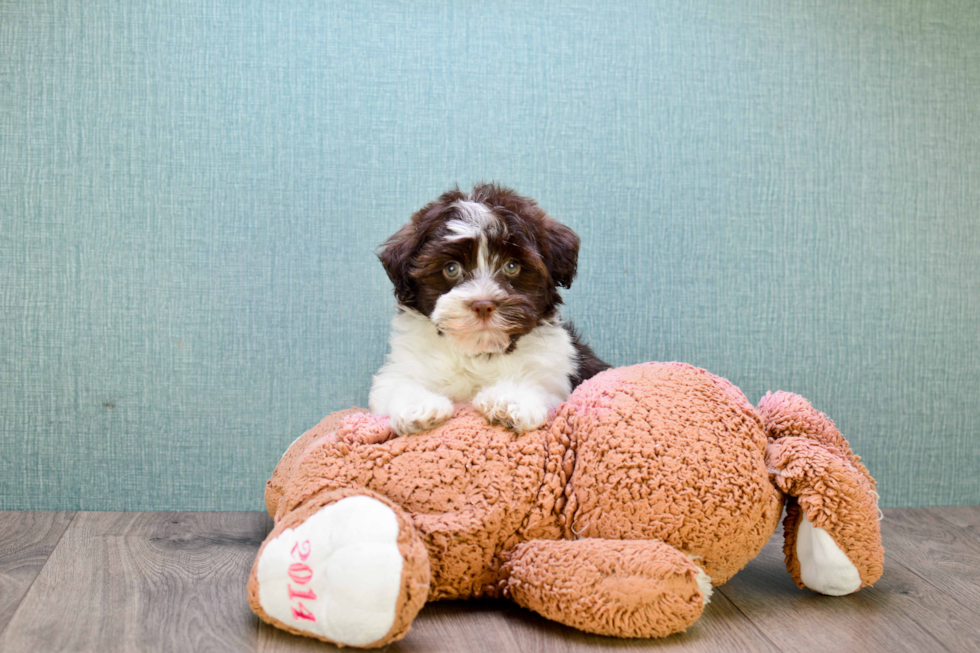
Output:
[
  {"xmin": 541, "ymin": 217, "xmax": 580, "ymax": 289},
  {"xmin": 377, "ymin": 222, "xmax": 422, "ymax": 307}
]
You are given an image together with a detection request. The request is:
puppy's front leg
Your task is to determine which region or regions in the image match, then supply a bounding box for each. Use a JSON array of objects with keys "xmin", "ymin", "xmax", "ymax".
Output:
[
  {"xmin": 473, "ymin": 380, "xmax": 564, "ymax": 433},
  {"xmin": 369, "ymin": 373, "xmax": 455, "ymax": 436}
]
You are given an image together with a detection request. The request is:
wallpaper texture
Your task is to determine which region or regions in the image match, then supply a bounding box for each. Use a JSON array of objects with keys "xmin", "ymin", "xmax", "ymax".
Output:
[{"xmin": 2, "ymin": 0, "xmax": 978, "ymax": 510}]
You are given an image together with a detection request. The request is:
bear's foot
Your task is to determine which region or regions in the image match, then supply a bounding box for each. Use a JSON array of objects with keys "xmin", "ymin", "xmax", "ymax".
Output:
[{"xmin": 249, "ymin": 490, "xmax": 430, "ymax": 648}]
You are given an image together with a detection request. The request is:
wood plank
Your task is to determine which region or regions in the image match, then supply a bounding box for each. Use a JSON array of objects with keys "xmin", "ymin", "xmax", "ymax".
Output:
[
  {"xmin": 879, "ymin": 508, "xmax": 980, "ymax": 613},
  {"xmin": 3, "ymin": 508, "xmax": 979, "ymax": 652},
  {"xmin": 259, "ymin": 593, "xmax": 775, "ymax": 653},
  {"xmin": 258, "ymin": 600, "xmax": 522, "ymax": 653},
  {"xmin": 0, "ymin": 511, "xmax": 75, "ymax": 637},
  {"xmin": 925, "ymin": 505, "xmax": 980, "ymax": 529},
  {"xmin": 396, "ymin": 601, "xmax": 524, "ymax": 653},
  {"xmin": 0, "ymin": 511, "xmax": 270, "ymax": 653},
  {"xmin": 716, "ymin": 523, "xmax": 980, "ymax": 652},
  {"xmin": 498, "ymin": 591, "xmax": 779, "ymax": 653},
  {"xmin": 368, "ymin": 601, "xmax": 524, "ymax": 653}
]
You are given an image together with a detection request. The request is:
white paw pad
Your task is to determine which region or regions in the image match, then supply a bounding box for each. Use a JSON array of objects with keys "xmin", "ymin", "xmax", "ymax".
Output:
[
  {"xmin": 257, "ymin": 496, "xmax": 404, "ymax": 646},
  {"xmin": 796, "ymin": 516, "xmax": 862, "ymax": 596}
]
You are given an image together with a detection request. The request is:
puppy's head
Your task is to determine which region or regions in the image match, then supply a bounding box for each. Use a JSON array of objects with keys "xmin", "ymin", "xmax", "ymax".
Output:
[{"xmin": 379, "ymin": 183, "xmax": 579, "ymax": 355}]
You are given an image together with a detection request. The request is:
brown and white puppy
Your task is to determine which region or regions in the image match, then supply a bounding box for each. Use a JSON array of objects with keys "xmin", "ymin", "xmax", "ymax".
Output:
[{"xmin": 370, "ymin": 183, "xmax": 609, "ymax": 435}]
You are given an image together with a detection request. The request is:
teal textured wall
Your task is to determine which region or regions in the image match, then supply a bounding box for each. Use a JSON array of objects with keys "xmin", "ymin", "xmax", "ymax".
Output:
[{"xmin": 2, "ymin": 0, "xmax": 978, "ymax": 511}]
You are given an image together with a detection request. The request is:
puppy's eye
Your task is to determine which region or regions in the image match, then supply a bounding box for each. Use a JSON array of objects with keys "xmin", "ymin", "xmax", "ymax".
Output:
[
  {"xmin": 443, "ymin": 261, "xmax": 462, "ymax": 279},
  {"xmin": 503, "ymin": 260, "xmax": 521, "ymax": 276}
]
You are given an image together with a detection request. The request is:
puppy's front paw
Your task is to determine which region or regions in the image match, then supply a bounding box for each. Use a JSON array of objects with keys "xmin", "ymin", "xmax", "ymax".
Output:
[
  {"xmin": 473, "ymin": 386, "xmax": 549, "ymax": 433},
  {"xmin": 388, "ymin": 393, "xmax": 454, "ymax": 436}
]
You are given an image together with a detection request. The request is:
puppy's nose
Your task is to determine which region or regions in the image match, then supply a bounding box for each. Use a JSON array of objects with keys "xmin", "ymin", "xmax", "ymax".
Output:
[{"xmin": 471, "ymin": 300, "xmax": 496, "ymax": 321}]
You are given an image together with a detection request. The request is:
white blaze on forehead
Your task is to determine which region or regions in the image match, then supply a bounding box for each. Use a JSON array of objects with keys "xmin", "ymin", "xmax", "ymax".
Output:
[
  {"xmin": 445, "ymin": 220, "xmax": 481, "ymax": 241},
  {"xmin": 452, "ymin": 200, "xmax": 500, "ymax": 233},
  {"xmin": 445, "ymin": 201, "xmax": 505, "ymax": 275}
]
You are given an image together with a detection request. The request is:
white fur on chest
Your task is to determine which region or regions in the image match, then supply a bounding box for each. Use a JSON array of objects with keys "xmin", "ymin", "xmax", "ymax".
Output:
[{"xmin": 372, "ymin": 309, "xmax": 577, "ymax": 404}]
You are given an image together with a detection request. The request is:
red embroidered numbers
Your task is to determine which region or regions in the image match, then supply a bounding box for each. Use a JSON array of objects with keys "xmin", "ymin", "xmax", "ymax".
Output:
[{"xmin": 288, "ymin": 539, "xmax": 317, "ymax": 622}]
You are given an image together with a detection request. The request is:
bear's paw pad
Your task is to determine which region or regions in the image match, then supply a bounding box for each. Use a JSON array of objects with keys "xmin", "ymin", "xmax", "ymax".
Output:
[
  {"xmin": 796, "ymin": 516, "xmax": 862, "ymax": 596},
  {"xmin": 256, "ymin": 496, "xmax": 404, "ymax": 646}
]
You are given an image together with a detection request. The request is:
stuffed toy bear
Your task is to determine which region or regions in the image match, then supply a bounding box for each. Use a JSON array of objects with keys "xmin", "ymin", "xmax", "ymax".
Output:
[{"xmin": 247, "ymin": 362, "xmax": 883, "ymax": 648}]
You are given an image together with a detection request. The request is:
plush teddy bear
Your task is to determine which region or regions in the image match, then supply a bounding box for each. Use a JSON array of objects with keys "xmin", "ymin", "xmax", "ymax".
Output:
[{"xmin": 247, "ymin": 362, "xmax": 883, "ymax": 648}]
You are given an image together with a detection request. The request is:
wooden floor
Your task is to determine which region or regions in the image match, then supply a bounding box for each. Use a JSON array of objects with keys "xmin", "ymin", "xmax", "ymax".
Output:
[{"xmin": 0, "ymin": 508, "xmax": 977, "ymax": 652}]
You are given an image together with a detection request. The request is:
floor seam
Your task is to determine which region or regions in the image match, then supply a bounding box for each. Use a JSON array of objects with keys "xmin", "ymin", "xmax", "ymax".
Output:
[
  {"xmin": 0, "ymin": 511, "xmax": 78, "ymax": 643},
  {"xmin": 713, "ymin": 585, "xmax": 786, "ymax": 653},
  {"xmin": 917, "ymin": 507, "xmax": 980, "ymax": 538},
  {"xmin": 886, "ymin": 554, "xmax": 980, "ymax": 618}
]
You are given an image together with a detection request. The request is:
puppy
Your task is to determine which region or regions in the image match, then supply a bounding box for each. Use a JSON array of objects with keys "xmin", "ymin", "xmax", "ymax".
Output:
[{"xmin": 370, "ymin": 183, "xmax": 609, "ymax": 436}]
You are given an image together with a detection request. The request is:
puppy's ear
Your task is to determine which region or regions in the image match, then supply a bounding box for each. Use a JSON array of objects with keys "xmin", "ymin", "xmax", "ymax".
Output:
[
  {"xmin": 541, "ymin": 218, "xmax": 580, "ymax": 289},
  {"xmin": 378, "ymin": 223, "xmax": 420, "ymax": 306}
]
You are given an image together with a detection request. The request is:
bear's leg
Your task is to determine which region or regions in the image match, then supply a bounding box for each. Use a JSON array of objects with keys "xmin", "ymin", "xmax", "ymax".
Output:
[
  {"xmin": 248, "ymin": 488, "xmax": 430, "ymax": 648},
  {"xmin": 767, "ymin": 437, "xmax": 884, "ymax": 595},
  {"xmin": 264, "ymin": 408, "xmax": 367, "ymax": 517},
  {"xmin": 503, "ymin": 538, "xmax": 711, "ymax": 638},
  {"xmin": 759, "ymin": 390, "xmax": 884, "ymax": 595}
]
